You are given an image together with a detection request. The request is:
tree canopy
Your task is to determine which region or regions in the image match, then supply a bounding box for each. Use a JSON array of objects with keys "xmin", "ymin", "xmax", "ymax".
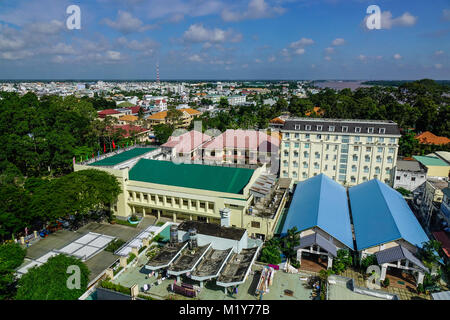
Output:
[{"xmin": 15, "ymin": 254, "xmax": 90, "ymax": 300}]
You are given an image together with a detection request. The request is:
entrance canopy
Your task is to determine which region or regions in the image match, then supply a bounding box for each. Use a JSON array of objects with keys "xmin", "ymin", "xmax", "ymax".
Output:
[
  {"xmin": 375, "ymin": 245, "xmax": 429, "ymax": 273},
  {"xmin": 297, "ymin": 233, "xmax": 337, "ymax": 257}
]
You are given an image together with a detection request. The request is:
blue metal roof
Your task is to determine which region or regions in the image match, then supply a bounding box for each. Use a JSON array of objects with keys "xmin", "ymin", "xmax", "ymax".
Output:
[
  {"xmin": 349, "ymin": 179, "xmax": 429, "ymax": 251},
  {"xmin": 281, "ymin": 174, "xmax": 354, "ymax": 249}
]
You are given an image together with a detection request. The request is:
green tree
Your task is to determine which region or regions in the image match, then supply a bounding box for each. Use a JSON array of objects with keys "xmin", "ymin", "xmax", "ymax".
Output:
[
  {"xmin": 281, "ymin": 227, "xmax": 300, "ymax": 266},
  {"xmin": 15, "ymin": 254, "xmax": 90, "ymax": 300},
  {"xmin": 332, "ymin": 249, "xmax": 352, "ymax": 274},
  {"xmin": 153, "ymin": 123, "xmax": 174, "ymax": 144},
  {"xmin": 0, "ymin": 242, "xmax": 26, "ymax": 300},
  {"xmin": 260, "ymin": 238, "xmax": 282, "ymax": 265}
]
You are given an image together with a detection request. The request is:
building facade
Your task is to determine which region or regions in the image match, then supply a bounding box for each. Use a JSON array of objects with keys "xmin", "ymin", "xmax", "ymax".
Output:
[
  {"xmin": 392, "ymin": 159, "xmax": 427, "ymax": 193},
  {"xmin": 279, "ymin": 118, "xmax": 401, "ymax": 186}
]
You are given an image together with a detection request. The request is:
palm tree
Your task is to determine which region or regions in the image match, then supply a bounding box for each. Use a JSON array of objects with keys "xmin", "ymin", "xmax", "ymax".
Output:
[{"xmin": 281, "ymin": 227, "xmax": 301, "ymax": 266}]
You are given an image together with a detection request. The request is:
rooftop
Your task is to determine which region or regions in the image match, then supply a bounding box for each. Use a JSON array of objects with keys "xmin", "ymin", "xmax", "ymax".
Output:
[
  {"xmin": 146, "ymin": 241, "xmax": 188, "ymax": 270},
  {"xmin": 396, "ymin": 159, "xmax": 427, "ymax": 173},
  {"xmin": 349, "ymin": 179, "xmax": 429, "ymax": 250},
  {"xmin": 413, "ymin": 155, "xmax": 450, "ymax": 167},
  {"xmin": 168, "ymin": 244, "xmax": 211, "ymax": 274},
  {"xmin": 202, "ymin": 129, "xmax": 280, "ymax": 151},
  {"xmin": 415, "ymin": 131, "xmax": 450, "ymax": 146},
  {"xmin": 128, "ymin": 159, "xmax": 255, "ymax": 194},
  {"xmin": 89, "ymin": 147, "xmax": 156, "ymax": 167},
  {"xmin": 161, "ymin": 130, "xmax": 212, "ymax": 153},
  {"xmin": 281, "ymin": 174, "xmax": 354, "ymax": 250},
  {"xmin": 178, "ymin": 221, "xmax": 247, "ymax": 241},
  {"xmin": 216, "ymin": 247, "xmax": 258, "ymax": 285},
  {"xmin": 191, "ymin": 248, "xmax": 233, "ymax": 279}
]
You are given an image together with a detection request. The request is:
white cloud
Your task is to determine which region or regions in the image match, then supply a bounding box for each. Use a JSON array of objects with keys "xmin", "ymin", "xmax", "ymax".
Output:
[
  {"xmin": 393, "ymin": 53, "xmax": 402, "ymax": 60},
  {"xmin": 268, "ymin": 55, "xmax": 276, "ymax": 62},
  {"xmin": 331, "ymin": 38, "xmax": 345, "ymax": 46},
  {"xmin": 435, "ymin": 64, "xmax": 443, "ymax": 69},
  {"xmin": 435, "ymin": 50, "xmax": 444, "ymax": 56},
  {"xmin": 183, "ymin": 24, "xmax": 242, "ymax": 43},
  {"xmin": 255, "ymin": 58, "xmax": 262, "ymax": 63},
  {"xmin": 221, "ymin": 0, "xmax": 285, "ymax": 22},
  {"xmin": 324, "ymin": 56, "xmax": 331, "ymax": 61},
  {"xmin": 363, "ymin": 11, "xmax": 418, "ymax": 30},
  {"xmin": 103, "ymin": 11, "xmax": 157, "ymax": 33},
  {"xmin": 106, "ymin": 50, "xmax": 122, "ymax": 60},
  {"xmin": 289, "ymin": 38, "xmax": 314, "ymax": 48},
  {"xmin": 325, "ymin": 47, "xmax": 335, "ymax": 54},
  {"xmin": 188, "ymin": 54, "xmax": 203, "ymax": 62},
  {"xmin": 294, "ymin": 48, "xmax": 305, "ymax": 55},
  {"xmin": 358, "ymin": 54, "xmax": 367, "ymax": 62}
]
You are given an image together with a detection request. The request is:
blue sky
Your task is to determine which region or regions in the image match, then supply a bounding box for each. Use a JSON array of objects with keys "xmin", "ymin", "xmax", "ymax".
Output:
[{"xmin": 0, "ymin": 0, "xmax": 449, "ymax": 80}]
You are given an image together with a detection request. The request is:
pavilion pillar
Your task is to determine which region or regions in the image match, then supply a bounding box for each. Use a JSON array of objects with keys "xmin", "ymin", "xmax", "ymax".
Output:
[
  {"xmin": 380, "ymin": 264, "xmax": 388, "ymax": 281},
  {"xmin": 327, "ymin": 256, "xmax": 333, "ymax": 269},
  {"xmin": 296, "ymin": 249, "xmax": 302, "ymax": 265},
  {"xmin": 417, "ymin": 272, "xmax": 425, "ymax": 286},
  {"xmin": 173, "ymin": 213, "xmax": 177, "ymax": 223},
  {"xmin": 157, "ymin": 210, "xmax": 161, "ymax": 220},
  {"xmin": 199, "ymin": 281, "xmax": 204, "ymax": 288}
]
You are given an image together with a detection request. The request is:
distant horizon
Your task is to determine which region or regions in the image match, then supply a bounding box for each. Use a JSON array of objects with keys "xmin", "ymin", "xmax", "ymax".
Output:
[{"xmin": 1, "ymin": 78, "xmax": 449, "ymax": 82}]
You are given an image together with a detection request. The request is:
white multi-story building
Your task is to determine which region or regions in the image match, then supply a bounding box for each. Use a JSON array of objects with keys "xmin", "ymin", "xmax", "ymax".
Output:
[
  {"xmin": 279, "ymin": 118, "xmax": 401, "ymax": 186},
  {"xmin": 227, "ymin": 95, "xmax": 246, "ymax": 106},
  {"xmin": 392, "ymin": 158, "xmax": 428, "ymax": 193}
]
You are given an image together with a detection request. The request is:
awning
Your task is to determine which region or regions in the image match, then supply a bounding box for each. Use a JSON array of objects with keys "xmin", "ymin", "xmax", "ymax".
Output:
[
  {"xmin": 297, "ymin": 233, "xmax": 337, "ymax": 257},
  {"xmin": 375, "ymin": 245, "xmax": 429, "ymax": 273}
]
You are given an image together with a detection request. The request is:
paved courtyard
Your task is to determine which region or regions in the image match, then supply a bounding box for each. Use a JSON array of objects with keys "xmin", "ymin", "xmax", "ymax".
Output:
[{"xmin": 18, "ymin": 217, "xmax": 157, "ymax": 282}]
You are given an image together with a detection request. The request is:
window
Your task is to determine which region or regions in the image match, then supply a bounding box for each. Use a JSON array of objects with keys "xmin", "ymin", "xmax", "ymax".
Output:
[
  {"xmin": 305, "ymin": 133, "xmax": 310, "ymax": 139},
  {"xmin": 294, "ymin": 142, "xmax": 299, "ymax": 148},
  {"xmin": 305, "ymin": 143, "xmax": 310, "ymax": 148},
  {"xmin": 352, "ymin": 165, "xmax": 357, "ymax": 172},
  {"xmin": 375, "ymin": 167, "xmax": 381, "ymax": 174},
  {"xmin": 334, "ymin": 145, "xmax": 338, "ymax": 151},
  {"xmin": 315, "ymin": 152, "xmax": 320, "ymax": 159},
  {"xmin": 390, "ymin": 138, "xmax": 396, "ymax": 143},
  {"xmin": 293, "ymin": 171, "xmax": 298, "ymax": 177},
  {"xmin": 302, "ymin": 172, "xmax": 308, "ymax": 178},
  {"xmin": 283, "ymin": 160, "xmax": 288, "ymax": 167},
  {"xmin": 379, "ymin": 128, "xmax": 386, "ymax": 134},
  {"xmin": 352, "ymin": 155, "xmax": 358, "ymax": 161},
  {"xmin": 366, "ymin": 147, "xmax": 371, "ymax": 152},
  {"xmin": 368, "ymin": 127, "xmax": 374, "ymax": 133},
  {"xmin": 367, "ymin": 137, "xmax": 373, "ymax": 143},
  {"xmin": 284, "ymin": 151, "xmax": 289, "ymax": 157},
  {"xmin": 354, "ymin": 146, "xmax": 359, "ymax": 151},
  {"xmin": 317, "ymin": 125, "xmax": 323, "ymax": 131},
  {"xmin": 364, "ymin": 166, "xmax": 369, "ymax": 173},
  {"xmin": 325, "ymin": 154, "xmax": 329, "ymax": 160},
  {"xmin": 377, "ymin": 147, "xmax": 383, "ymax": 153},
  {"xmin": 342, "ymin": 126, "xmax": 348, "ymax": 133},
  {"xmin": 294, "ymin": 151, "xmax": 299, "ymax": 157},
  {"xmin": 385, "ymin": 168, "xmax": 390, "ymax": 174},
  {"xmin": 183, "ymin": 199, "xmax": 188, "ymax": 206},
  {"xmin": 305, "ymin": 125, "xmax": 311, "ymax": 130},
  {"xmin": 354, "ymin": 136, "xmax": 360, "ymax": 142},
  {"xmin": 324, "ymin": 165, "xmax": 328, "ymax": 170},
  {"xmin": 376, "ymin": 156, "xmax": 381, "ymax": 163},
  {"xmin": 303, "ymin": 162, "xmax": 308, "ymax": 168},
  {"xmin": 314, "ymin": 163, "xmax": 319, "ymax": 169},
  {"xmin": 396, "ymin": 176, "xmax": 400, "ymax": 181},
  {"xmin": 251, "ymin": 221, "xmax": 260, "ymax": 228},
  {"xmin": 355, "ymin": 127, "xmax": 361, "ymax": 133},
  {"xmin": 389, "ymin": 148, "xmax": 395, "ymax": 154},
  {"xmin": 293, "ymin": 161, "xmax": 298, "ymax": 168},
  {"xmin": 326, "ymin": 144, "xmax": 330, "ymax": 151},
  {"xmin": 284, "ymin": 133, "xmax": 290, "ymax": 138},
  {"xmin": 294, "ymin": 124, "xmax": 300, "ymax": 130},
  {"xmin": 365, "ymin": 155, "xmax": 370, "ymax": 162},
  {"xmin": 143, "ymin": 194, "xmax": 148, "ymax": 201},
  {"xmin": 329, "ymin": 126, "xmax": 335, "ymax": 132},
  {"xmin": 284, "ymin": 142, "xmax": 289, "ymax": 148},
  {"xmin": 283, "ymin": 171, "xmax": 288, "ymax": 177},
  {"xmin": 387, "ymin": 156, "xmax": 393, "ymax": 163},
  {"xmin": 295, "ymin": 133, "xmax": 300, "ymax": 138},
  {"xmin": 379, "ymin": 137, "xmax": 384, "ymax": 143},
  {"xmin": 351, "ymin": 176, "xmax": 356, "ymax": 183},
  {"xmin": 317, "ymin": 134, "xmax": 322, "ymax": 139},
  {"xmin": 411, "ymin": 177, "xmax": 416, "ymax": 182},
  {"xmin": 304, "ymin": 151, "xmax": 309, "ymax": 158}
]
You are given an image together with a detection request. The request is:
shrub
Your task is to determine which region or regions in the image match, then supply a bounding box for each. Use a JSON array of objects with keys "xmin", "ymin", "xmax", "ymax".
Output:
[
  {"xmin": 382, "ymin": 278, "xmax": 390, "ymax": 287},
  {"xmin": 417, "ymin": 283, "xmax": 425, "ymax": 294},
  {"xmin": 360, "ymin": 255, "xmax": 378, "ymax": 271},
  {"xmin": 259, "ymin": 243, "xmax": 282, "ymax": 265},
  {"xmin": 100, "ymin": 280, "xmax": 130, "ymax": 295},
  {"xmin": 127, "ymin": 253, "xmax": 136, "ymax": 264},
  {"xmin": 138, "ymin": 246, "xmax": 147, "ymax": 254},
  {"xmin": 105, "ymin": 239, "xmax": 126, "ymax": 253},
  {"xmin": 332, "ymin": 249, "xmax": 352, "ymax": 274}
]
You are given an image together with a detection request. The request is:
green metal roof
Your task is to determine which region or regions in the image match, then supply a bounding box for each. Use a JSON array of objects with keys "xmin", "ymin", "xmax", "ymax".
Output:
[
  {"xmin": 129, "ymin": 159, "xmax": 255, "ymax": 194},
  {"xmin": 413, "ymin": 155, "xmax": 449, "ymax": 167},
  {"xmin": 90, "ymin": 148, "xmax": 156, "ymax": 167}
]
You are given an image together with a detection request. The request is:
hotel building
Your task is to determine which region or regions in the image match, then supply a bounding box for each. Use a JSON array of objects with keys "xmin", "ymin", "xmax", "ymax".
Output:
[{"xmin": 279, "ymin": 118, "xmax": 401, "ymax": 186}]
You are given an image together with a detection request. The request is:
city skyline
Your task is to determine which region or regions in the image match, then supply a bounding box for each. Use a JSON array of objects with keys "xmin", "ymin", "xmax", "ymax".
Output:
[{"xmin": 0, "ymin": 0, "xmax": 449, "ymax": 80}]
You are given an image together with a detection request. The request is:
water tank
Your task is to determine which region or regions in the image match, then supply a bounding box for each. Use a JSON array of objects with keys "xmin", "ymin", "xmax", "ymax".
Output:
[
  {"xmin": 170, "ymin": 224, "xmax": 178, "ymax": 244},
  {"xmin": 220, "ymin": 208, "xmax": 231, "ymax": 227},
  {"xmin": 189, "ymin": 228, "xmax": 198, "ymax": 250}
]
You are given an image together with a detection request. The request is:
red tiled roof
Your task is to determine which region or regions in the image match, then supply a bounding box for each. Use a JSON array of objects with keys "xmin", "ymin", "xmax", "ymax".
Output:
[
  {"xmin": 98, "ymin": 109, "xmax": 120, "ymax": 118},
  {"xmin": 109, "ymin": 125, "xmax": 149, "ymax": 138},
  {"xmin": 433, "ymin": 231, "xmax": 450, "ymax": 258},
  {"xmin": 270, "ymin": 117, "xmax": 285, "ymax": 124},
  {"xmin": 127, "ymin": 106, "xmax": 141, "ymax": 114},
  {"xmin": 415, "ymin": 131, "xmax": 450, "ymax": 145}
]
